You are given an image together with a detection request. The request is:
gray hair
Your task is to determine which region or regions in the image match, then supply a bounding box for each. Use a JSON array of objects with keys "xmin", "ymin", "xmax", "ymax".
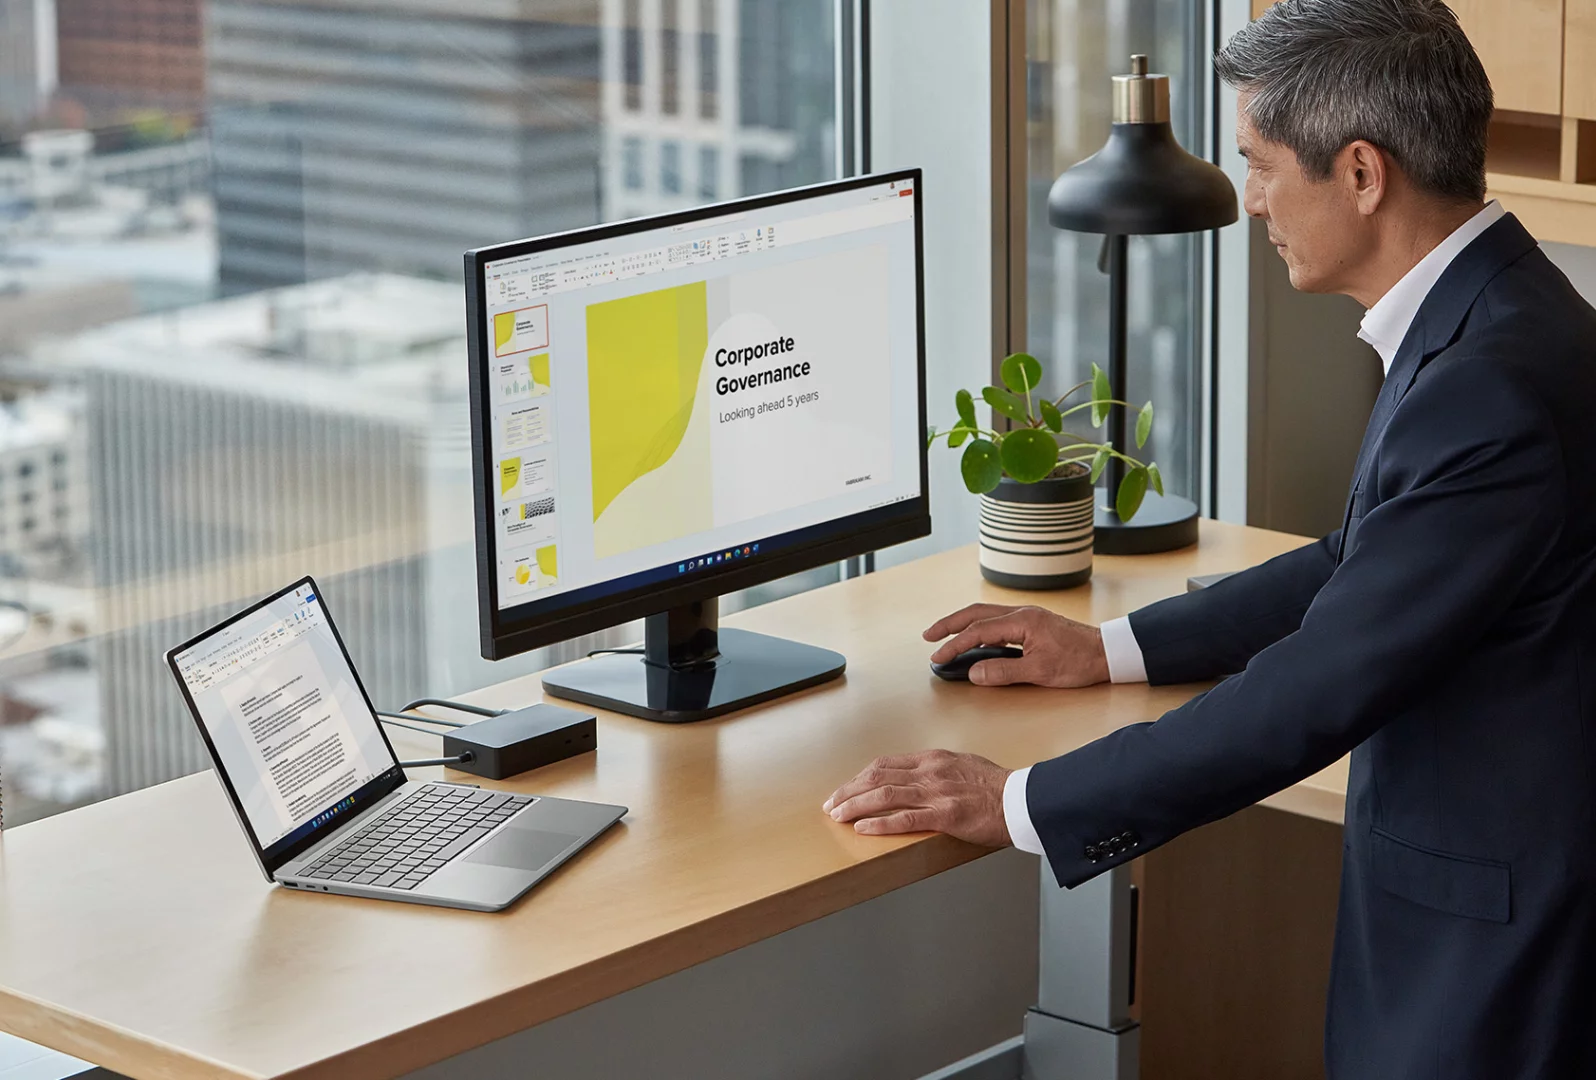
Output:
[{"xmin": 1214, "ymin": 0, "xmax": 1492, "ymax": 202}]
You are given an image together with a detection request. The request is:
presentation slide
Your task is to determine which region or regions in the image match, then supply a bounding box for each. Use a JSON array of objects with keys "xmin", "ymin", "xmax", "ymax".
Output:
[
  {"xmin": 584, "ymin": 244, "xmax": 892, "ymax": 559},
  {"xmin": 494, "ymin": 304, "xmax": 549, "ymax": 358}
]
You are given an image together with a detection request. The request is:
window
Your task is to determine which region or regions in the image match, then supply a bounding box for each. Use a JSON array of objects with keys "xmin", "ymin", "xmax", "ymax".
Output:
[
  {"xmin": 699, "ymin": 144, "xmax": 719, "ymax": 198},
  {"xmin": 623, "ymin": 136, "xmax": 645, "ymax": 189},
  {"xmin": 0, "ymin": 0, "xmax": 842, "ymax": 826},
  {"xmin": 698, "ymin": 0, "xmax": 718, "ymax": 119},
  {"xmin": 661, "ymin": 140, "xmax": 681, "ymax": 194},
  {"xmin": 623, "ymin": 0, "xmax": 643, "ymax": 110},
  {"xmin": 661, "ymin": 0, "xmax": 681, "ymax": 115}
]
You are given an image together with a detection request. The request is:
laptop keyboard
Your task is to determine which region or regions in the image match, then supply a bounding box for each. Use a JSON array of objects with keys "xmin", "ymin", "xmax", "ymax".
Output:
[{"xmin": 304, "ymin": 785, "xmax": 536, "ymax": 891}]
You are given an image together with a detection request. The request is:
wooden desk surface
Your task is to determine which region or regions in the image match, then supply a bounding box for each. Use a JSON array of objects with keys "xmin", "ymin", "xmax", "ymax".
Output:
[{"xmin": 0, "ymin": 520, "xmax": 1343, "ymax": 1080}]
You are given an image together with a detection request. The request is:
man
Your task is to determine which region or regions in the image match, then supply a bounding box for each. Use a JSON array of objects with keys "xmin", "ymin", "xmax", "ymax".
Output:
[{"xmin": 824, "ymin": 1, "xmax": 1596, "ymax": 1076}]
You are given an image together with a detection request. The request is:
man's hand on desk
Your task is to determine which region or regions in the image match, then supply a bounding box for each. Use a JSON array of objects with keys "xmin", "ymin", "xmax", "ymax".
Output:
[
  {"xmin": 822, "ymin": 750, "xmax": 1011, "ymax": 846},
  {"xmin": 925, "ymin": 604, "xmax": 1111, "ymax": 688}
]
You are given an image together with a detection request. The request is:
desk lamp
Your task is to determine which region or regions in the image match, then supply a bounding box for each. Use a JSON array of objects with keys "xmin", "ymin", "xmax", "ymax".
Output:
[{"xmin": 1048, "ymin": 54, "xmax": 1238, "ymax": 553}]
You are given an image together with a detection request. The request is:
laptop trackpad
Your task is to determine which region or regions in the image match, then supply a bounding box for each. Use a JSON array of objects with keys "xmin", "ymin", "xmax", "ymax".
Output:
[{"xmin": 465, "ymin": 827, "xmax": 580, "ymax": 871}]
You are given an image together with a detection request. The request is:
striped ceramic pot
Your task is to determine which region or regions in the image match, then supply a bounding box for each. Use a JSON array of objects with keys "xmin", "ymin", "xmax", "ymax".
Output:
[{"xmin": 978, "ymin": 470, "xmax": 1094, "ymax": 589}]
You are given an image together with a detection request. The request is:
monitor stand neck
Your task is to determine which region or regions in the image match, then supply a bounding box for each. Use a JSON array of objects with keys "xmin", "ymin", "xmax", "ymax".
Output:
[
  {"xmin": 541, "ymin": 595, "xmax": 846, "ymax": 723},
  {"xmin": 643, "ymin": 598, "xmax": 721, "ymax": 670}
]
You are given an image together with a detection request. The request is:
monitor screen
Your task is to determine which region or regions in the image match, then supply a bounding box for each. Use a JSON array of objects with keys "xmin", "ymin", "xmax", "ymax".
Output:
[
  {"xmin": 170, "ymin": 583, "xmax": 399, "ymax": 856},
  {"xmin": 470, "ymin": 173, "xmax": 925, "ymax": 644}
]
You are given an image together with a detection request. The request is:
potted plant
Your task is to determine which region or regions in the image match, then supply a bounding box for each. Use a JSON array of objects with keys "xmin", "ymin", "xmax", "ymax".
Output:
[{"xmin": 928, "ymin": 352, "xmax": 1161, "ymax": 589}]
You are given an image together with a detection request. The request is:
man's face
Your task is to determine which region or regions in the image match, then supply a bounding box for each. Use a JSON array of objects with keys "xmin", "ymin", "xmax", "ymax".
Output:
[{"xmin": 1236, "ymin": 97, "xmax": 1371, "ymax": 294}]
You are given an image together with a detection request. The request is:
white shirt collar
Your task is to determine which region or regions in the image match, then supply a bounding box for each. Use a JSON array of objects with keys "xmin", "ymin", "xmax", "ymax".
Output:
[{"xmin": 1357, "ymin": 200, "xmax": 1505, "ymax": 375}]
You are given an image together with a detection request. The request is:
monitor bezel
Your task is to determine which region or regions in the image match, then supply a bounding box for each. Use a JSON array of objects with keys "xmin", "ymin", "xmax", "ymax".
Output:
[
  {"xmin": 464, "ymin": 169, "xmax": 930, "ymax": 661},
  {"xmin": 163, "ymin": 576, "xmax": 407, "ymax": 879}
]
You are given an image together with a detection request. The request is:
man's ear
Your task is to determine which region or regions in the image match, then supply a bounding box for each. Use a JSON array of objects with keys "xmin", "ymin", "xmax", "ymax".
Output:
[{"xmin": 1341, "ymin": 140, "xmax": 1388, "ymax": 216}]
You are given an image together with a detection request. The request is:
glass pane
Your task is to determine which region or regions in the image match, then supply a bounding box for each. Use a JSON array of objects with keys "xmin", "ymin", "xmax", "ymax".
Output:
[
  {"xmin": 0, "ymin": 0, "xmax": 838, "ymax": 825},
  {"xmin": 1026, "ymin": 0, "xmax": 1205, "ymax": 501}
]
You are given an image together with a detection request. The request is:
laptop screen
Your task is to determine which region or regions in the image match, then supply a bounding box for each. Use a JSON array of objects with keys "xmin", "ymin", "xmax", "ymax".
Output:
[{"xmin": 170, "ymin": 582, "xmax": 401, "ymax": 859}]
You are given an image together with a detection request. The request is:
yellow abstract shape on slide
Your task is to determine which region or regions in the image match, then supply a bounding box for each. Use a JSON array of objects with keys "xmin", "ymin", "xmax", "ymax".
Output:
[
  {"xmin": 515, "ymin": 564, "xmax": 531, "ymax": 585},
  {"xmin": 494, "ymin": 312, "xmax": 517, "ymax": 352},
  {"xmin": 499, "ymin": 457, "xmax": 521, "ymax": 496},
  {"xmin": 529, "ymin": 353, "xmax": 551, "ymax": 389},
  {"xmin": 586, "ymin": 282, "xmax": 708, "ymax": 520},
  {"xmin": 535, "ymin": 545, "xmax": 557, "ymax": 578}
]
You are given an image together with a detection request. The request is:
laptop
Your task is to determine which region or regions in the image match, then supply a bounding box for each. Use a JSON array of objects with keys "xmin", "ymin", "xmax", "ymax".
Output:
[{"xmin": 165, "ymin": 577, "xmax": 627, "ymax": 912}]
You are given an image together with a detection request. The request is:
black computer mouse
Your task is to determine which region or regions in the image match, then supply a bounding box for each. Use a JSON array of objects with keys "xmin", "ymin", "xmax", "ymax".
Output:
[{"xmin": 929, "ymin": 645, "xmax": 1024, "ymax": 681}]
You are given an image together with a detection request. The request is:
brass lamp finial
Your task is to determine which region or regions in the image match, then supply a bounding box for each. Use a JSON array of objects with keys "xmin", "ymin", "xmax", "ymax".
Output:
[{"xmin": 1112, "ymin": 53, "xmax": 1170, "ymax": 125}]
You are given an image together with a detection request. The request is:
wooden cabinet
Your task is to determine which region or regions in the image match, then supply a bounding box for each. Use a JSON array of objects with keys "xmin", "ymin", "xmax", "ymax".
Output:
[
  {"xmin": 1566, "ymin": 0, "xmax": 1596, "ymax": 119},
  {"xmin": 1453, "ymin": 0, "xmax": 1565, "ymax": 115}
]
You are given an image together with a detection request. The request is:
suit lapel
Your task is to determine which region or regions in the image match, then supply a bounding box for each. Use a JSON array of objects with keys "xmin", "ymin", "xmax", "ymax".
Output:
[{"xmin": 1334, "ymin": 213, "xmax": 1540, "ymax": 563}]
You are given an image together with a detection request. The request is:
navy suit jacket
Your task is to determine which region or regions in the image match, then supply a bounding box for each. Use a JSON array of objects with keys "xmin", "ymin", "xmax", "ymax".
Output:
[{"xmin": 1027, "ymin": 213, "xmax": 1596, "ymax": 1079}]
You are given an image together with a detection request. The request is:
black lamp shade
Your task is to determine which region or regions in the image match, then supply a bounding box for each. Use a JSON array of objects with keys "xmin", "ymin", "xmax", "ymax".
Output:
[{"xmin": 1048, "ymin": 122, "xmax": 1238, "ymax": 236}]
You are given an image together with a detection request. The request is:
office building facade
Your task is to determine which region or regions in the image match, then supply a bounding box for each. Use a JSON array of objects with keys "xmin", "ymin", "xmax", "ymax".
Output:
[
  {"xmin": 54, "ymin": 0, "xmax": 205, "ymax": 121},
  {"xmin": 0, "ymin": 0, "xmax": 43, "ymax": 132},
  {"xmin": 601, "ymin": 0, "xmax": 834, "ymax": 220},
  {"xmin": 206, "ymin": 0, "xmax": 604, "ymax": 294}
]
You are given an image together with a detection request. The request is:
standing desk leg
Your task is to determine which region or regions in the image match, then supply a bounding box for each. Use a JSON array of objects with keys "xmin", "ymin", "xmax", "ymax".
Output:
[{"xmin": 1021, "ymin": 865, "xmax": 1140, "ymax": 1080}]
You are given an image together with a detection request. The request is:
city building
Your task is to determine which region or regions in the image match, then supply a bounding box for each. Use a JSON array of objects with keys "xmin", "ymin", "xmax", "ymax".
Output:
[
  {"xmin": 205, "ymin": 0, "xmax": 605, "ymax": 294},
  {"xmin": 0, "ymin": 387, "xmax": 87, "ymax": 565},
  {"xmin": 0, "ymin": 0, "xmax": 46, "ymax": 133},
  {"xmin": 601, "ymin": 0, "xmax": 835, "ymax": 221},
  {"xmin": 53, "ymin": 0, "xmax": 204, "ymax": 122}
]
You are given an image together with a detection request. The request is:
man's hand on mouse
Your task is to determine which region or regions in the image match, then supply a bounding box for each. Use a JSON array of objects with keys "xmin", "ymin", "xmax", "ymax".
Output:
[
  {"xmin": 822, "ymin": 749, "xmax": 1011, "ymax": 846},
  {"xmin": 924, "ymin": 604, "xmax": 1111, "ymax": 688}
]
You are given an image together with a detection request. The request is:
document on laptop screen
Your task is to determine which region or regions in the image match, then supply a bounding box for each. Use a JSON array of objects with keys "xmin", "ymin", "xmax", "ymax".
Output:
[{"xmin": 173, "ymin": 584, "xmax": 396, "ymax": 850}]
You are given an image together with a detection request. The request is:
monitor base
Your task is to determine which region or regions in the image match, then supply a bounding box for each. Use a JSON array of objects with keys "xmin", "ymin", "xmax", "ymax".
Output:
[{"xmin": 541, "ymin": 600, "xmax": 845, "ymax": 723}]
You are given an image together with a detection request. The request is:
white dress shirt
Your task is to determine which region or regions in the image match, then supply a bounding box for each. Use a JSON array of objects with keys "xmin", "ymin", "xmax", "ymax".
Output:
[{"xmin": 1002, "ymin": 200, "xmax": 1506, "ymax": 857}]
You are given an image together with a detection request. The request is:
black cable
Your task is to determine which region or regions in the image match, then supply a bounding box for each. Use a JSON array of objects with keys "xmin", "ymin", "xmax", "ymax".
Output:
[
  {"xmin": 399, "ymin": 752, "xmax": 475, "ymax": 769},
  {"xmin": 399, "ymin": 696, "xmax": 503, "ymax": 718},
  {"xmin": 587, "ymin": 647, "xmax": 644, "ymax": 657},
  {"xmin": 375, "ymin": 709, "xmax": 465, "ymax": 728},
  {"xmin": 378, "ymin": 717, "xmax": 450, "ymax": 737}
]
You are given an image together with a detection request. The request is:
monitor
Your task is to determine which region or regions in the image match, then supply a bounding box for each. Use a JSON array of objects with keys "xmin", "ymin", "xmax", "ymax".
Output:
[{"xmin": 464, "ymin": 170, "xmax": 928, "ymax": 722}]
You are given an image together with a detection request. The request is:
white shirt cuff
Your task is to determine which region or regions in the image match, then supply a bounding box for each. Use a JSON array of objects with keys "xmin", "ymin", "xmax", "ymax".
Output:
[
  {"xmin": 1099, "ymin": 616, "xmax": 1148, "ymax": 684},
  {"xmin": 1003, "ymin": 765, "xmax": 1045, "ymax": 855}
]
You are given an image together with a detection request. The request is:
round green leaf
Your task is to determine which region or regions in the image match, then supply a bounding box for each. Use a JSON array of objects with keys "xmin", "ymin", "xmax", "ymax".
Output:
[
  {"xmin": 948, "ymin": 425, "xmax": 970, "ymax": 448},
  {"xmin": 1039, "ymin": 399, "xmax": 1063, "ymax": 433},
  {"xmin": 1091, "ymin": 363, "xmax": 1112, "ymax": 427},
  {"xmin": 1115, "ymin": 466, "xmax": 1149, "ymax": 522},
  {"xmin": 982, "ymin": 385, "xmax": 1028, "ymax": 424},
  {"xmin": 1135, "ymin": 401, "xmax": 1154, "ymax": 449},
  {"xmin": 1088, "ymin": 446, "xmax": 1111, "ymax": 484},
  {"xmin": 960, "ymin": 438, "xmax": 1003, "ymax": 494},
  {"xmin": 955, "ymin": 388, "xmax": 977, "ymax": 429},
  {"xmin": 1000, "ymin": 428, "xmax": 1059, "ymax": 484},
  {"xmin": 1147, "ymin": 461, "xmax": 1164, "ymax": 497},
  {"xmin": 1000, "ymin": 352, "xmax": 1043, "ymax": 395}
]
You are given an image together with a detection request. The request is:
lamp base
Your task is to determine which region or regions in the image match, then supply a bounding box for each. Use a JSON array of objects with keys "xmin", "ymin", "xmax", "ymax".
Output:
[{"xmin": 1093, "ymin": 491, "xmax": 1199, "ymax": 555}]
